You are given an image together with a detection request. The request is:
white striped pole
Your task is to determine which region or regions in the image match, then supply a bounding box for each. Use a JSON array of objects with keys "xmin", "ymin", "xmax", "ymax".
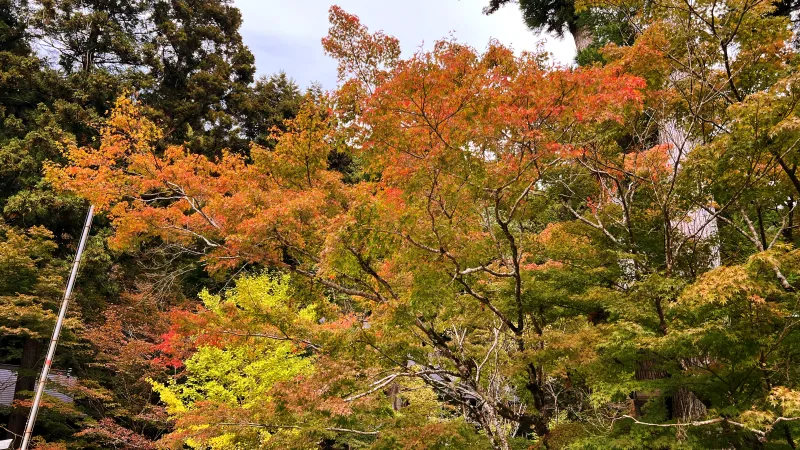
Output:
[{"xmin": 19, "ymin": 205, "xmax": 94, "ymax": 450}]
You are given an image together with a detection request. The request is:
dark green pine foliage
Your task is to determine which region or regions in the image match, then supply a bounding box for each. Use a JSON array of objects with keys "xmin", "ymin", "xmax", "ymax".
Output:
[
  {"xmin": 485, "ymin": 0, "xmax": 578, "ymax": 38},
  {"xmin": 144, "ymin": 0, "xmax": 256, "ymax": 155},
  {"xmin": 31, "ymin": 0, "xmax": 148, "ymax": 73},
  {"xmin": 484, "ymin": 0, "xmax": 639, "ymax": 64},
  {"xmin": 240, "ymin": 72, "xmax": 302, "ymax": 149}
]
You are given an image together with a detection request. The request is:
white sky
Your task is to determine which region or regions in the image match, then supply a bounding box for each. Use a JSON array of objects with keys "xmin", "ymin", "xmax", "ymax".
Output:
[{"xmin": 234, "ymin": 0, "xmax": 577, "ymax": 89}]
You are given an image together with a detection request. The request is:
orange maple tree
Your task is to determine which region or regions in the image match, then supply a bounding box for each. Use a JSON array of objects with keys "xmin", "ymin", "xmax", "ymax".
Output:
[{"xmin": 48, "ymin": 6, "xmax": 648, "ymax": 449}]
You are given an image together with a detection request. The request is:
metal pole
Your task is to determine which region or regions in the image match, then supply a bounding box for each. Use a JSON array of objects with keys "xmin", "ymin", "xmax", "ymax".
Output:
[{"xmin": 19, "ymin": 205, "xmax": 94, "ymax": 450}]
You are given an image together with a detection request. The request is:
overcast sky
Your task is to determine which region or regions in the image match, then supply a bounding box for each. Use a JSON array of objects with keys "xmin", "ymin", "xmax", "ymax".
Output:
[{"xmin": 233, "ymin": 0, "xmax": 577, "ymax": 90}]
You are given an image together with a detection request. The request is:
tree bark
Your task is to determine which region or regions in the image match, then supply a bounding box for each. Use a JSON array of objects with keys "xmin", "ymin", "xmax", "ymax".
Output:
[
  {"xmin": 525, "ymin": 363, "xmax": 551, "ymax": 440},
  {"xmin": 632, "ymin": 359, "xmax": 667, "ymax": 415},
  {"xmin": 672, "ymin": 387, "xmax": 707, "ymax": 421},
  {"xmin": 6, "ymin": 337, "xmax": 44, "ymax": 445},
  {"xmin": 784, "ymin": 422, "xmax": 797, "ymax": 449},
  {"xmin": 771, "ymin": 152, "xmax": 800, "ymax": 198},
  {"xmin": 570, "ymin": 23, "xmax": 594, "ymax": 54},
  {"xmin": 384, "ymin": 382, "xmax": 407, "ymax": 411}
]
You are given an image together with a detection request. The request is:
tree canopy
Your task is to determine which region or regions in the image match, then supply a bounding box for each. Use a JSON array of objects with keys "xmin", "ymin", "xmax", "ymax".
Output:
[
  {"xmin": 4, "ymin": 0, "xmax": 800, "ymax": 448},
  {"xmin": 0, "ymin": 0, "xmax": 301, "ymax": 446},
  {"xmin": 42, "ymin": 3, "xmax": 800, "ymax": 449}
]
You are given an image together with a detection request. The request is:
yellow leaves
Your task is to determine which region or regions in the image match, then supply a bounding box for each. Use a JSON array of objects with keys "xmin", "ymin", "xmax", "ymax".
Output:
[
  {"xmin": 152, "ymin": 322, "xmax": 315, "ymax": 447},
  {"xmin": 224, "ymin": 273, "xmax": 295, "ymax": 313},
  {"xmin": 150, "ymin": 379, "xmax": 187, "ymax": 414},
  {"xmin": 770, "ymin": 386, "xmax": 800, "ymax": 416},
  {"xmin": 204, "ymin": 433, "xmax": 236, "ymax": 450},
  {"xmin": 680, "ymin": 265, "xmax": 752, "ymax": 306},
  {"xmin": 105, "ymin": 96, "xmax": 162, "ymax": 151},
  {"xmin": 198, "ymin": 289, "xmax": 221, "ymax": 311},
  {"xmin": 738, "ymin": 408, "xmax": 776, "ymax": 430},
  {"xmin": 603, "ymin": 21, "xmax": 670, "ymax": 80},
  {"xmin": 737, "ymin": 387, "xmax": 800, "ymax": 432}
]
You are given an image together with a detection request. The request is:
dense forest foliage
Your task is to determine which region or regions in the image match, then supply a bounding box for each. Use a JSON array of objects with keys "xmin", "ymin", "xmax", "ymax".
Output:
[
  {"xmin": 0, "ymin": 0, "xmax": 301, "ymax": 447},
  {"xmin": 4, "ymin": 0, "xmax": 800, "ymax": 448}
]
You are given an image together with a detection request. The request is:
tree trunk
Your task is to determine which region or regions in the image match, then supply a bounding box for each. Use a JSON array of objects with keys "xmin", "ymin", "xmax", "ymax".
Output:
[
  {"xmin": 6, "ymin": 337, "xmax": 44, "ymax": 445},
  {"xmin": 570, "ymin": 23, "xmax": 594, "ymax": 54},
  {"xmin": 672, "ymin": 387, "xmax": 707, "ymax": 421},
  {"xmin": 384, "ymin": 382, "xmax": 408, "ymax": 411},
  {"xmin": 659, "ymin": 112, "xmax": 721, "ymax": 268},
  {"xmin": 525, "ymin": 363, "xmax": 551, "ymax": 440},
  {"xmin": 632, "ymin": 359, "xmax": 667, "ymax": 415}
]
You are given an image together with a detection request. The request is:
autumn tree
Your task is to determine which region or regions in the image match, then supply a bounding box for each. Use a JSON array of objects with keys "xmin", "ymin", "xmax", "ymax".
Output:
[
  {"xmin": 48, "ymin": 2, "xmax": 800, "ymax": 450},
  {"xmin": 51, "ymin": 6, "xmax": 646, "ymax": 449},
  {"xmin": 0, "ymin": 0, "xmax": 302, "ymax": 445},
  {"xmin": 0, "ymin": 224, "xmax": 81, "ymax": 447}
]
